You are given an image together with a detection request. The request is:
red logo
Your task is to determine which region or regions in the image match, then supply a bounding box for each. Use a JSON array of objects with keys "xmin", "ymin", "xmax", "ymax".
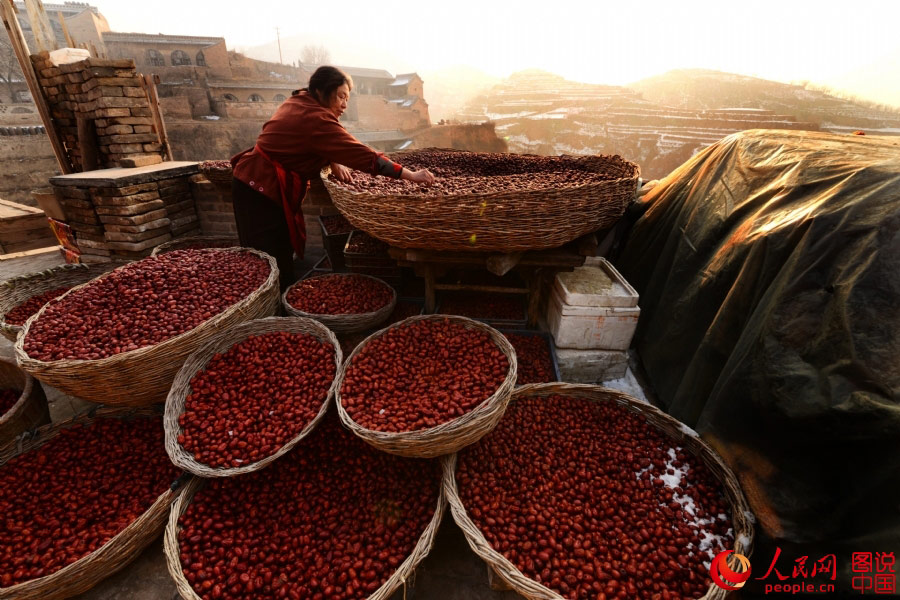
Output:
[{"xmin": 711, "ymin": 550, "xmax": 752, "ymax": 590}]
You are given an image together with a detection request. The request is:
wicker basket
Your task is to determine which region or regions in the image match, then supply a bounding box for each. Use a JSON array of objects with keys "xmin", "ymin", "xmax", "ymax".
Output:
[
  {"xmin": 282, "ymin": 273, "xmax": 397, "ymax": 334},
  {"xmin": 164, "ymin": 316, "xmax": 342, "ymax": 477},
  {"xmin": 15, "ymin": 249, "xmax": 280, "ymax": 407},
  {"xmin": 443, "ymin": 382, "xmax": 755, "ymax": 600},
  {"xmin": 0, "ymin": 406, "xmax": 190, "ymax": 600},
  {"xmin": 335, "ymin": 314, "xmax": 518, "ymax": 458},
  {"xmin": 197, "ymin": 160, "xmax": 233, "ymax": 186},
  {"xmin": 165, "ymin": 461, "xmax": 446, "ymax": 600},
  {"xmin": 0, "ymin": 262, "xmax": 122, "ymax": 342},
  {"xmin": 0, "ymin": 357, "xmax": 49, "ymax": 444},
  {"xmin": 151, "ymin": 235, "xmax": 240, "ymax": 256},
  {"xmin": 322, "ymin": 149, "xmax": 641, "ymax": 252}
]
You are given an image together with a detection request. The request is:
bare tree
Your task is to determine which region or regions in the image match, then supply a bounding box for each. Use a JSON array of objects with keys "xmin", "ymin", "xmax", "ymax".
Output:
[
  {"xmin": 0, "ymin": 34, "xmax": 25, "ymax": 103},
  {"xmin": 300, "ymin": 44, "xmax": 330, "ymax": 66}
]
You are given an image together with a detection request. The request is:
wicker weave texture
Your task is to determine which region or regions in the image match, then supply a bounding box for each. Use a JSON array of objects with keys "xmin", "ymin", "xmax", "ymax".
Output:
[
  {"xmin": 335, "ymin": 314, "xmax": 517, "ymax": 458},
  {"xmin": 443, "ymin": 383, "xmax": 755, "ymax": 600},
  {"xmin": 14, "ymin": 249, "xmax": 281, "ymax": 407},
  {"xmin": 164, "ymin": 470, "xmax": 446, "ymax": 600},
  {"xmin": 282, "ymin": 273, "xmax": 397, "ymax": 334},
  {"xmin": 164, "ymin": 317, "xmax": 342, "ymax": 477},
  {"xmin": 0, "ymin": 357, "xmax": 48, "ymax": 445},
  {"xmin": 322, "ymin": 150, "xmax": 640, "ymax": 252},
  {"xmin": 0, "ymin": 406, "xmax": 189, "ymax": 600},
  {"xmin": 197, "ymin": 161, "xmax": 233, "ymax": 185},
  {"xmin": 0, "ymin": 263, "xmax": 122, "ymax": 342},
  {"xmin": 151, "ymin": 236, "xmax": 240, "ymax": 256}
]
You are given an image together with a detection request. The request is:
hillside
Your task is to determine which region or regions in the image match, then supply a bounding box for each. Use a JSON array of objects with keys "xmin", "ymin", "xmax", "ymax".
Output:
[{"xmin": 455, "ymin": 69, "xmax": 900, "ymax": 179}]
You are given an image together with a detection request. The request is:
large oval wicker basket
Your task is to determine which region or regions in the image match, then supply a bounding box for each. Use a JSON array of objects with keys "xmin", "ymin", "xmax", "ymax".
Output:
[
  {"xmin": 0, "ymin": 357, "xmax": 49, "ymax": 445},
  {"xmin": 0, "ymin": 262, "xmax": 123, "ymax": 342},
  {"xmin": 0, "ymin": 406, "xmax": 190, "ymax": 600},
  {"xmin": 164, "ymin": 316, "xmax": 342, "ymax": 477},
  {"xmin": 322, "ymin": 149, "xmax": 641, "ymax": 252},
  {"xmin": 164, "ymin": 459, "xmax": 446, "ymax": 600},
  {"xmin": 151, "ymin": 235, "xmax": 240, "ymax": 256},
  {"xmin": 443, "ymin": 382, "xmax": 755, "ymax": 600},
  {"xmin": 282, "ymin": 273, "xmax": 397, "ymax": 334},
  {"xmin": 14, "ymin": 248, "xmax": 280, "ymax": 407},
  {"xmin": 335, "ymin": 314, "xmax": 518, "ymax": 458}
]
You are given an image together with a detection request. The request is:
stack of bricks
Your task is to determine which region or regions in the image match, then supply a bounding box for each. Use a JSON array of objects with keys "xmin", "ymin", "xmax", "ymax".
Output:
[
  {"xmin": 190, "ymin": 175, "xmax": 237, "ymax": 237},
  {"xmin": 29, "ymin": 53, "xmax": 165, "ymax": 170},
  {"xmin": 54, "ymin": 187, "xmax": 105, "ymax": 254},
  {"xmin": 158, "ymin": 177, "xmax": 199, "ymax": 237}
]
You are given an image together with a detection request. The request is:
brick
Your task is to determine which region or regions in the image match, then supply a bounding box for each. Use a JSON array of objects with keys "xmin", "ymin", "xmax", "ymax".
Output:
[
  {"xmin": 123, "ymin": 87, "xmax": 147, "ymax": 98},
  {"xmin": 93, "ymin": 183, "xmax": 160, "ymax": 197},
  {"xmin": 86, "ymin": 58, "xmax": 136, "ymax": 69},
  {"xmin": 76, "ymin": 238, "xmax": 112, "ymax": 251},
  {"xmin": 170, "ymin": 214, "xmax": 199, "ymax": 228},
  {"xmin": 99, "ymin": 209, "xmax": 168, "ymax": 226},
  {"xmin": 57, "ymin": 187, "xmax": 91, "ymax": 200},
  {"xmin": 69, "ymin": 223, "xmax": 104, "ymax": 235},
  {"xmin": 88, "ymin": 66, "xmax": 135, "ymax": 78},
  {"xmin": 59, "ymin": 197, "xmax": 93, "ymax": 210},
  {"xmin": 160, "ymin": 191, "xmax": 192, "ymax": 204},
  {"xmin": 95, "ymin": 108, "xmax": 132, "ymax": 118},
  {"xmin": 91, "ymin": 191, "xmax": 161, "ymax": 207},
  {"xmin": 132, "ymin": 125, "xmax": 153, "ymax": 134},
  {"xmin": 94, "ymin": 119, "xmax": 108, "ymax": 128},
  {"xmin": 40, "ymin": 67, "xmax": 61, "ymax": 78},
  {"xmin": 165, "ymin": 199, "xmax": 195, "ymax": 215},
  {"xmin": 130, "ymin": 107, "xmax": 153, "ymax": 117},
  {"xmin": 95, "ymin": 200, "xmax": 165, "ymax": 216},
  {"xmin": 157, "ymin": 178, "xmax": 190, "ymax": 191},
  {"xmin": 97, "ymin": 96, "xmax": 149, "ymax": 109},
  {"xmin": 104, "ymin": 217, "xmax": 171, "ymax": 233},
  {"xmin": 119, "ymin": 155, "xmax": 163, "ymax": 168},
  {"xmin": 105, "ymin": 228, "xmax": 171, "ymax": 242},
  {"xmin": 62, "ymin": 207, "xmax": 99, "ymax": 223},
  {"xmin": 82, "ymin": 77, "xmax": 142, "ymax": 91},
  {"xmin": 65, "ymin": 72, "xmax": 85, "ymax": 83},
  {"xmin": 45, "ymin": 86, "xmax": 59, "ymax": 96},
  {"xmin": 143, "ymin": 143, "xmax": 163, "ymax": 152},
  {"xmin": 57, "ymin": 60, "xmax": 88, "ymax": 74},
  {"xmin": 99, "ymin": 133, "xmax": 159, "ymax": 145},
  {"xmin": 74, "ymin": 232, "xmax": 106, "ymax": 243},
  {"xmin": 104, "ymin": 116, "xmax": 154, "ymax": 126},
  {"xmin": 204, "ymin": 213, "xmax": 237, "ymax": 224},
  {"xmin": 173, "ymin": 224, "xmax": 202, "ymax": 237},
  {"xmin": 102, "ymin": 124, "xmax": 134, "ymax": 135},
  {"xmin": 107, "ymin": 143, "xmax": 145, "ymax": 154}
]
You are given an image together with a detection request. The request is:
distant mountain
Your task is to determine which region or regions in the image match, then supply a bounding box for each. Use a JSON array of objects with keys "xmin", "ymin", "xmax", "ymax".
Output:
[
  {"xmin": 629, "ymin": 69, "xmax": 900, "ymax": 132},
  {"xmin": 455, "ymin": 69, "xmax": 900, "ymax": 179},
  {"xmin": 421, "ymin": 66, "xmax": 500, "ymax": 122}
]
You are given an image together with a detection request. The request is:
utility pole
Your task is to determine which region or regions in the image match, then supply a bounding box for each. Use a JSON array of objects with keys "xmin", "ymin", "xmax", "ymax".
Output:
[{"xmin": 275, "ymin": 26, "xmax": 282, "ymax": 64}]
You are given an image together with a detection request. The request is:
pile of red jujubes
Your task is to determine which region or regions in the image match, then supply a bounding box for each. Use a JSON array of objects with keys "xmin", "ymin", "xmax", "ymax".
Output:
[
  {"xmin": 320, "ymin": 214, "xmax": 354, "ymax": 235},
  {"xmin": 0, "ymin": 388, "xmax": 20, "ymax": 415},
  {"xmin": 3, "ymin": 287, "xmax": 72, "ymax": 326},
  {"xmin": 177, "ymin": 415, "xmax": 440, "ymax": 600},
  {"xmin": 199, "ymin": 160, "xmax": 232, "ymax": 172},
  {"xmin": 177, "ymin": 331, "xmax": 336, "ymax": 468},
  {"xmin": 22, "ymin": 250, "xmax": 270, "ymax": 362},
  {"xmin": 340, "ymin": 318, "xmax": 509, "ymax": 432},
  {"xmin": 286, "ymin": 274, "xmax": 393, "ymax": 315},
  {"xmin": 0, "ymin": 417, "xmax": 179, "ymax": 587},
  {"xmin": 346, "ymin": 231, "xmax": 389, "ymax": 255},
  {"xmin": 457, "ymin": 395, "xmax": 733, "ymax": 600},
  {"xmin": 440, "ymin": 292, "xmax": 525, "ymax": 321},
  {"xmin": 328, "ymin": 150, "xmax": 626, "ymax": 197},
  {"xmin": 503, "ymin": 333, "xmax": 556, "ymax": 384}
]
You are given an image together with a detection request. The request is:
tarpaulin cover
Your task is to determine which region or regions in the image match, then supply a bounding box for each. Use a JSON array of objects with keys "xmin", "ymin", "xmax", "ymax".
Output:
[{"xmin": 616, "ymin": 130, "xmax": 899, "ymax": 588}]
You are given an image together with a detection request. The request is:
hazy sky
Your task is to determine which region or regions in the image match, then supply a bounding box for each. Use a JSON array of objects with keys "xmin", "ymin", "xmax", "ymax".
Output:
[{"xmin": 96, "ymin": 0, "xmax": 900, "ymax": 106}]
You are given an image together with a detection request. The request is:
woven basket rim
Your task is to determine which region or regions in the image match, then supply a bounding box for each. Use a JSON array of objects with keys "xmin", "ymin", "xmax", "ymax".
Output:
[
  {"xmin": 0, "ymin": 262, "xmax": 122, "ymax": 342},
  {"xmin": 282, "ymin": 272, "xmax": 397, "ymax": 333},
  {"xmin": 0, "ymin": 356, "xmax": 34, "ymax": 427},
  {"xmin": 321, "ymin": 152, "xmax": 640, "ymax": 202},
  {"xmin": 14, "ymin": 248, "xmax": 278, "ymax": 371},
  {"xmin": 164, "ymin": 452, "xmax": 446, "ymax": 600},
  {"xmin": 0, "ymin": 406, "xmax": 189, "ymax": 600},
  {"xmin": 443, "ymin": 382, "xmax": 755, "ymax": 600},
  {"xmin": 164, "ymin": 316, "xmax": 343, "ymax": 478},
  {"xmin": 151, "ymin": 235, "xmax": 241, "ymax": 256},
  {"xmin": 334, "ymin": 314, "xmax": 518, "ymax": 457}
]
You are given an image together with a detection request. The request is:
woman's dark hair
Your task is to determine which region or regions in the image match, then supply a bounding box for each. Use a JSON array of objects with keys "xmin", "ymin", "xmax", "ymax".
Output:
[{"xmin": 297, "ymin": 66, "xmax": 353, "ymax": 104}]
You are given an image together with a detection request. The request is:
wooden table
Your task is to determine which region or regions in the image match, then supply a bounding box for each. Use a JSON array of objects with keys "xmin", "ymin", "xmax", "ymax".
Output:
[{"xmin": 389, "ymin": 243, "xmax": 589, "ymax": 328}]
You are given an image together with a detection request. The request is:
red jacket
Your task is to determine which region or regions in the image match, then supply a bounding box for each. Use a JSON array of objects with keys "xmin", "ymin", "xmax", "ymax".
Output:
[{"xmin": 231, "ymin": 91, "xmax": 401, "ymax": 255}]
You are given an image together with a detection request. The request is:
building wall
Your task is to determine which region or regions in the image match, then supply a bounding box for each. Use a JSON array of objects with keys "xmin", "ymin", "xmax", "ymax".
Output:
[
  {"xmin": 0, "ymin": 133, "xmax": 59, "ymax": 206},
  {"xmin": 212, "ymin": 101, "xmax": 281, "ymax": 120},
  {"xmin": 63, "ymin": 9, "xmax": 109, "ymax": 54},
  {"xmin": 354, "ymin": 95, "xmax": 428, "ymax": 131}
]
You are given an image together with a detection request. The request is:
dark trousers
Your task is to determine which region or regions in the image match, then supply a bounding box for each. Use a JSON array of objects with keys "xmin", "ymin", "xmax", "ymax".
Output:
[{"xmin": 231, "ymin": 179, "xmax": 295, "ymax": 290}]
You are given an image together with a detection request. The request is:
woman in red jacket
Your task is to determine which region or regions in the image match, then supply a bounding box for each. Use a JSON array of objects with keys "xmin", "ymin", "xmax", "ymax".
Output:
[{"xmin": 231, "ymin": 66, "xmax": 434, "ymax": 287}]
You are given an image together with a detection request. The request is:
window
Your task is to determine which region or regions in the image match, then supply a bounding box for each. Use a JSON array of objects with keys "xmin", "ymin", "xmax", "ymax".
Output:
[
  {"xmin": 248, "ymin": 94, "xmax": 264, "ymax": 102},
  {"xmin": 274, "ymin": 94, "xmax": 286, "ymax": 102},
  {"xmin": 222, "ymin": 94, "xmax": 238, "ymax": 101},
  {"xmin": 171, "ymin": 50, "xmax": 191, "ymax": 66},
  {"xmin": 147, "ymin": 49, "xmax": 165, "ymax": 67},
  {"xmin": 196, "ymin": 51, "xmax": 207, "ymax": 67}
]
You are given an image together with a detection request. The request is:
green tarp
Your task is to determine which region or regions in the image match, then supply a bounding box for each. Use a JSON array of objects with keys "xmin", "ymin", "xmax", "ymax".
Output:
[{"xmin": 616, "ymin": 130, "xmax": 900, "ymax": 591}]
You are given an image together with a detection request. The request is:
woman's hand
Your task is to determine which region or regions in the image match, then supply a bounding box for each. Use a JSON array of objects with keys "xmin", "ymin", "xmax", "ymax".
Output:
[
  {"xmin": 402, "ymin": 168, "xmax": 435, "ymax": 186},
  {"xmin": 331, "ymin": 162, "xmax": 353, "ymax": 183}
]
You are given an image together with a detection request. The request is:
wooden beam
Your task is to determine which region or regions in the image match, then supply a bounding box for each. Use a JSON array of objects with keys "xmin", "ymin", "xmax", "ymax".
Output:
[
  {"xmin": 56, "ymin": 10, "xmax": 74, "ymax": 48},
  {"xmin": 0, "ymin": 0, "xmax": 72, "ymax": 173},
  {"xmin": 141, "ymin": 73, "xmax": 173, "ymax": 161},
  {"xmin": 23, "ymin": 0, "xmax": 56, "ymax": 52}
]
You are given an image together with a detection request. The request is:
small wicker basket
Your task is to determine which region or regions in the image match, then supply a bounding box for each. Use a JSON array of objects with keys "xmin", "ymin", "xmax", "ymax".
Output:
[
  {"xmin": 0, "ymin": 357, "xmax": 49, "ymax": 444},
  {"xmin": 322, "ymin": 149, "xmax": 641, "ymax": 252},
  {"xmin": 282, "ymin": 272, "xmax": 397, "ymax": 334},
  {"xmin": 164, "ymin": 459, "xmax": 446, "ymax": 600},
  {"xmin": 197, "ymin": 160, "xmax": 233, "ymax": 187},
  {"xmin": 0, "ymin": 406, "xmax": 190, "ymax": 600},
  {"xmin": 151, "ymin": 235, "xmax": 240, "ymax": 256},
  {"xmin": 335, "ymin": 314, "xmax": 518, "ymax": 458},
  {"xmin": 443, "ymin": 382, "xmax": 755, "ymax": 600},
  {"xmin": 0, "ymin": 262, "xmax": 122, "ymax": 342},
  {"xmin": 164, "ymin": 316, "xmax": 342, "ymax": 477},
  {"xmin": 15, "ymin": 249, "xmax": 280, "ymax": 407}
]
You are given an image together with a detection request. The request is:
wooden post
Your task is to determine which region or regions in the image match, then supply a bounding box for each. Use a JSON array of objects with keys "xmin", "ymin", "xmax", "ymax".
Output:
[
  {"xmin": 141, "ymin": 73, "xmax": 173, "ymax": 161},
  {"xmin": 0, "ymin": 0, "xmax": 71, "ymax": 174},
  {"xmin": 76, "ymin": 116, "xmax": 98, "ymax": 171},
  {"xmin": 56, "ymin": 10, "xmax": 74, "ymax": 48},
  {"xmin": 23, "ymin": 0, "xmax": 55, "ymax": 52}
]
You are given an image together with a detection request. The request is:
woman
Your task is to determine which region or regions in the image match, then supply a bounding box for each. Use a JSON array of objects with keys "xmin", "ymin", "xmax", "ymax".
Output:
[{"xmin": 230, "ymin": 66, "xmax": 434, "ymax": 287}]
